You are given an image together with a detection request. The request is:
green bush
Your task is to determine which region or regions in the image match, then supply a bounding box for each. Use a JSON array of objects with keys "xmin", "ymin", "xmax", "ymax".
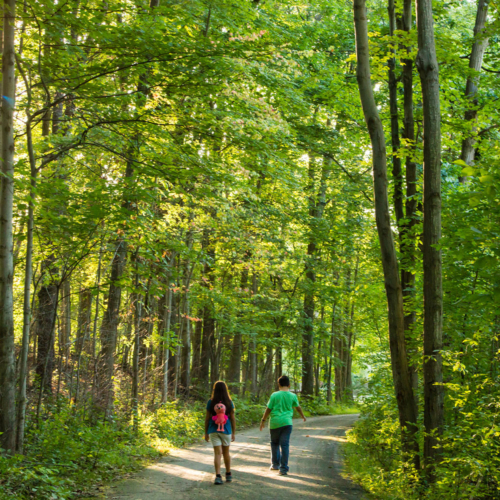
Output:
[
  {"xmin": 0, "ymin": 404, "xmax": 160, "ymax": 500},
  {"xmin": 343, "ymin": 369, "xmax": 500, "ymax": 499}
]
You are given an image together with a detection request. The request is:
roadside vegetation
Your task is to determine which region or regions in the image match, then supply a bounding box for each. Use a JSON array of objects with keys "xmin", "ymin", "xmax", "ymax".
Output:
[{"xmin": 0, "ymin": 397, "xmax": 353, "ymax": 499}]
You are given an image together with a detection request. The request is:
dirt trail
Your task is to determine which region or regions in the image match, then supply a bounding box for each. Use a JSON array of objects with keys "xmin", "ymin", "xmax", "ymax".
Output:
[{"xmin": 104, "ymin": 414, "xmax": 365, "ymax": 500}]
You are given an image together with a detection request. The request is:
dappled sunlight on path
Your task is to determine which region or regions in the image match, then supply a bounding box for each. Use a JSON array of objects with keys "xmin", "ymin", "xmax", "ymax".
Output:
[{"xmin": 104, "ymin": 415, "xmax": 365, "ymax": 500}]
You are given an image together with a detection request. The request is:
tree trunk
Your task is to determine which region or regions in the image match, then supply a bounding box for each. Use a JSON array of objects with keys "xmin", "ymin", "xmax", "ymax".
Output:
[
  {"xmin": 132, "ymin": 291, "xmax": 142, "ymax": 428},
  {"xmin": 228, "ymin": 332, "xmax": 242, "ymax": 394},
  {"xmin": 76, "ymin": 287, "xmax": 92, "ymax": 356},
  {"xmin": 60, "ymin": 279, "xmax": 71, "ymax": 369},
  {"xmin": 302, "ymin": 153, "xmax": 331, "ymax": 396},
  {"xmin": 179, "ymin": 287, "xmax": 191, "ymax": 395},
  {"xmin": 200, "ymin": 230, "xmax": 215, "ymax": 389},
  {"xmin": 249, "ymin": 273, "xmax": 259, "ymax": 394},
  {"xmin": 397, "ymin": 0, "xmax": 420, "ymax": 407},
  {"xmin": 167, "ymin": 290, "xmax": 179, "ymax": 397},
  {"xmin": 16, "ymin": 77, "xmax": 36, "ymax": 453},
  {"xmin": 35, "ymin": 257, "xmax": 59, "ymax": 392},
  {"xmin": 334, "ymin": 316, "xmax": 344, "ymax": 403},
  {"xmin": 228, "ymin": 267, "xmax": 248, "ymax": 394},
  {"xmin": 416, "ymin": 0, "xmax": 444, "ymax": 477},
  {"xmin": 354, "ymin": 0, "xmax": 419, "ymax": 466},
  {"xmin": 191, "ymin": 309, "xmax": 203, "ymax": 382},
  {"xmin": 201, "ymin": 309, "xmax": 214, "ymax": 388},
  {"xmin": 274, "ymin": 333, "xmax": 283, "ymax": 381},
  {"xmin": 0, "ymin": 0, "xmax": 16, "ymax": 444},
  {"xmin": 344, "ymin": 259, "xmax": 359, "ymax": 401},
  {"xmin": 96, "ymin": 236, "xmax": 128, "ymax": 414},
  {"xmin": 161, "ymin": 273, "xmax": 173, "ymax": 403},
  {"xmin": 327, "ymin": 303, "xmax": 337, "ymax": 404},
  {"xmin": 388, "ymin": 0, "xmax": 404, "ymax": 226},
  {"xmin": 459, "ymin": 0, "xmax": 489, "ymax": 182}
]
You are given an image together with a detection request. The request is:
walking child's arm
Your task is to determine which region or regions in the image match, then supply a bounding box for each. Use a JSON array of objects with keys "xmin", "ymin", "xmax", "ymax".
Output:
[
  {"xmin": 259, "ymin": 407, "xmax": 272, "ymax": 431},
  {"xmin": 295, "ymin": 405, "xmax": 307, "ymax": 422},
  {"xmin": 204, "ymin": 410, "xmax": 211, "ymax": 441}
]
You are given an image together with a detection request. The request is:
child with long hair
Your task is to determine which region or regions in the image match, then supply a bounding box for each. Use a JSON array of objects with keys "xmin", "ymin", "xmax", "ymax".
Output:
[{"xmin": 204, "ymin": 380, "xmax": 236, "ymax": 485}]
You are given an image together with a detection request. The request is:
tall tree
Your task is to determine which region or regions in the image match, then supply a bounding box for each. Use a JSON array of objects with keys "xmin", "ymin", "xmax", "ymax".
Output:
[
  {"xmin": 302, "ymin": 152, "xmax": 331, "ymax": 396},
  {"xmin": 0, "ymin": 0, "xmax": 17, "ymax": 453},
  {"xmin": 353, "ymin": 0, "xmax": 419, "ymax": 466},
  {"xmin": 416, "ymin": 0, "xmax": 445, "ymax": 477}
]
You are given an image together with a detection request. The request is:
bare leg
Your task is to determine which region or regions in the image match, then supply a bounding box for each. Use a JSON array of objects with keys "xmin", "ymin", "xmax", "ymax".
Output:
[
  {"xmin": 222, "ymin": 445, "xmax": 231, "ymax": 473},
  {"xmin": 214, "ymin": 446, "xmax": 222, "ymax": 475}
]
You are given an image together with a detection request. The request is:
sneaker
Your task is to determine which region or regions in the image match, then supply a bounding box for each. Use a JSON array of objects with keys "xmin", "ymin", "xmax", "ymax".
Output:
[
  {"xmin": 270, "ymin": 466, "xmax": 280, "ymax": 471},
  {"xmin": 279, "ymin": 470, "xmax": 288, "ymax": 476},
  {"xmin": 214, "ymin": 476, "xmax": 223, "ymax": 485},
  {"xmin": 225, "ymin": 472, "xmax": 232, "ymax": 483}
]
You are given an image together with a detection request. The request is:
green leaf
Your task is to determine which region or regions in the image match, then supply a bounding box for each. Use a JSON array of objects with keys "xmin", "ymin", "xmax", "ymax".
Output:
[
  {"xmin": 461, "ymin": 166, "xmax": 477, "ymax": 176},
  {"xmin": 479, "ymin": 175, "xmax": 494, "ymax": 184},
  {"xmin": 473, "ymin": 256, "xmax": 497, "ymax": 270}
]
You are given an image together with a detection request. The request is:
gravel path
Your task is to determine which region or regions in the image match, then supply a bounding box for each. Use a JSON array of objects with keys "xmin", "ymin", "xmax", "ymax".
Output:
[{"xmin": 104, "ymin": 414, "xmax": 365, "ymax": 500}]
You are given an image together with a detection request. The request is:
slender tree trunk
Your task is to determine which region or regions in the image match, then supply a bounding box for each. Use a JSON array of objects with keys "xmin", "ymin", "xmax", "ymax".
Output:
[
  {"xmin": 35, "ymin": 257, "xmax": 59, "ymax": 392},
  {"xmin": 228, "ymin": 267, "xmax": 248, "ymax": 394},
  {"xmin": 33, "ymin": 76, "xmax": 65, "ymax": 396},
  {"xmin": 274, "ymin": 332, "xmax": 282, "ymax": 380},
  {"xmin": 16, "ymin": 72, "xmax": 36, "ymax": 453},
  {"xmin": 200, "ymin": 230, "xmax": 215, "ymax": 389},
  {"xmin": 180, "ymin": 286, "xmax": 191, "ymax": 394},
  {"xmin": 397, "ymin": 0, "xmax": 420, "ymax": 406},
  {"xmin": 160, "ymin": 269, "xmax": 173, "ymax": 403},
  {"xmin": 90, "ymin": 240, "xmax": 103, "ymax": 397},
  {"xmin": 96, "ymin": 161, "xmax": 132, "ymax": 414},
  {"xmin": 302, "ymin": 154, "xmax": 331, "ymax": 396},
  {"xmin": 249, "ymin": 273, "xmax": 259, "ymax": 394},
  {"xmin": 334, "ymin": 316, "xmax": 344, "ymax": 403},
  {"xmin": 96, "ymin": 237, "xmax": 128, "ymax": 413},
  {"xmin": 16, "ymin": 173, "xmax": 34, "ymax": 453},
  {"xmin": 76, "ymin": 287, "xmax": 92, "ymax": 356},
  {"xmin": 191, "ymin": 309, "xmax": 203, "ymax": 382},
  {"xmin": 200, "ymin": 312, "xmax": 213, "ymax": 388},
  {"xmin": 416, "ymin": 0, "xmax": 444, "ymax": 477},
  {"xmin": 388, "ymin": 0, "xmax": 404, "ymax": 226},
  {"xmin": 354, "ymin": 0, "xmax": 419, "ymax": 466},
  {"xmin": 167, "ymin": 291, "xmax": 179, "ymax": 397},
  {"xmin": 345, "ymin": 259, "xmax": 359, "ymax": 401},
  {"xmin": 61, "ymin": 279, "xmax": 71, "ymax": 369},
  {"xmin": 228, "ymin": 332, "xmax": 242, "ymax": 394},
  {"xmin": 132, "ymin": 291, "xmax": 142, "ymax": 428},
  {"xmin": 327, "ymin": 303, "xmax": 337, "ymax": 404},
  {"xmin": 459, "ymin": 0, "xmax": 489, "ymax": 182}
]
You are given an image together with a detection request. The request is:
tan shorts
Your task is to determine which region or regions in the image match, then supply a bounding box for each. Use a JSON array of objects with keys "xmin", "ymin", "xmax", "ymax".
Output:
[{"xmin": 210, "ymin": 432, "xmax": 231, "ymax": 447}]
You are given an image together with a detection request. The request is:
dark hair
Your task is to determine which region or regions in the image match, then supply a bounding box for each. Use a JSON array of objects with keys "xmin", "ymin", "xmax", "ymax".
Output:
[
  {"xmin": 210, "ymin": 381, "xmax": 234, "ymax": 416},
  {"xmin": 278, "ymin": 375, "xmax": 290, "ymax": 387}
]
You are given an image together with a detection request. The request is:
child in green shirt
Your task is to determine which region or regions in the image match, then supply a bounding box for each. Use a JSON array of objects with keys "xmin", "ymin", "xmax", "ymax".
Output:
[{"xmin": 259, "ymin": 375, "xmax": 306, "ymax": 475}]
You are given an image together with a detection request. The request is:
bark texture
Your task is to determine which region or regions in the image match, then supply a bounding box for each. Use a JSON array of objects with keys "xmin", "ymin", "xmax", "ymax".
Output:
[
  {"xmin": 96, "ymin": 236, "xmax": 128, "ymax": 413},
  {"xmin": 35, "ymin": 257, "xmax": 59, "ymax": 391},
  {"xmin": 416, "ymin": 0, "xmax": 445, "ymax": 476},
  {"xmin": 0, "ymin": 0, "xmax": 17, "ymax": 453}
]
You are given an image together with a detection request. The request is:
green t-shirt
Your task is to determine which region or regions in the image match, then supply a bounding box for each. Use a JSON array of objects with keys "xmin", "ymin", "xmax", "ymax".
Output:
[{"xmin": 267, "ymin": 390, "xmax": 300, "ymax": 430}]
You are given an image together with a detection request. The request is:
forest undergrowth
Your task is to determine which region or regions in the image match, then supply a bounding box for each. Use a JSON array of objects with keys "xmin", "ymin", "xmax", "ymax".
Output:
[
  {"xmin": 344, "ymin": 368, "xmax": 500, "ymax": 500},
  {"xmin": 0, "ymin": 395, "xmax": 355, "ymax": 500}
]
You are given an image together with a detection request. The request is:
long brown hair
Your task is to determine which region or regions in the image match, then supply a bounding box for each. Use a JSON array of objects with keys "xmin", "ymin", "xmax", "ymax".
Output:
[{"xmin": 209, "ymin": 381, "xmax": 233, "ymax": 416}]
